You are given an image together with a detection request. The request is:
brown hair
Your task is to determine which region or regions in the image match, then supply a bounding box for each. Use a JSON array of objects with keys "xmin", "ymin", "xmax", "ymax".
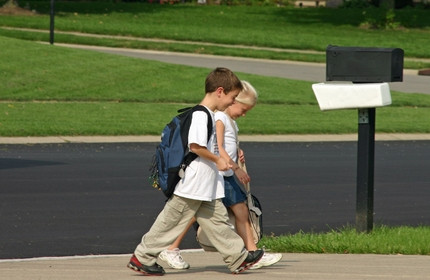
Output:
[{"xmin": 205, "ymin": 67, "xmax": 243, "ymax": 94}]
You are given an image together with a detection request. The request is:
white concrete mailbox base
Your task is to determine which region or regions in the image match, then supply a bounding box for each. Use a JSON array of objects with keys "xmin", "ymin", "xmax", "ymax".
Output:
[{"xmin": 312, "ymin": 82, "xmax": 391, "ymax": 111}]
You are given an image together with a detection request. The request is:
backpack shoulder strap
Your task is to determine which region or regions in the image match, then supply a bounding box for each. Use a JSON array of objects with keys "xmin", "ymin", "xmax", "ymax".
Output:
[
  {"xmin": 191, "ymin": 105, "xmax": 213, "ymax": 143},
  {"xmin": 181, "ymin": 105, "xmax": 213, "ymax": 167}
]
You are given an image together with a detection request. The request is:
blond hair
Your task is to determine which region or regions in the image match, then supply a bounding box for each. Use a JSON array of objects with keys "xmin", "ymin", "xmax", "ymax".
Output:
[{"xmin": 235, "ymin": 80, "xmax": 258, "ymax": 106}]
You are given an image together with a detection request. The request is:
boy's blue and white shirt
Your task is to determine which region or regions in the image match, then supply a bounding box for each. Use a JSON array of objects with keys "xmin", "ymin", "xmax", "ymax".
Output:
[{"xmin": 173, "ymin": 107, "xmax": 225, "ymax": 201}]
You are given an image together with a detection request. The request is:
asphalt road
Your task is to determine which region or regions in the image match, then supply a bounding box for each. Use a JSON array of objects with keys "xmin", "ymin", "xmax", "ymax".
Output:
[{"xmin": 1, "ymin": 141, "xmax": 429, "ymax": 259}]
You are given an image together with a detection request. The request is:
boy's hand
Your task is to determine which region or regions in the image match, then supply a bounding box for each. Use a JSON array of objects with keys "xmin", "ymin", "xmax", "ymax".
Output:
[{"xmin": 216, "ymin": 157, "xmax": 232, "ymax": 171}]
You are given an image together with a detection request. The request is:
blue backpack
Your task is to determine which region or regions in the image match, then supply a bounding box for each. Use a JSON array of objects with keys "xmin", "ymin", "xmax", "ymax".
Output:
[{"xmin": 149, "ymin": 105, "xmax": 213, "ymax": 198}]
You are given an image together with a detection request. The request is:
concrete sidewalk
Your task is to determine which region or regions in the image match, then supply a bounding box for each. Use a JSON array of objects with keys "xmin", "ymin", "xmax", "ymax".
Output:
[
  {"xmin": 1, "ymin": 133, "xmax": 430, "ymax": 144},
  {"xmin": 0, "ymin": 250, "xmax": 429, "ymax": 280}
]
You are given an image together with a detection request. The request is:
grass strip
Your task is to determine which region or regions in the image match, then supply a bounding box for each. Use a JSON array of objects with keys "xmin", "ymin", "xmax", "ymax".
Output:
[
  {"xmin": 1, "ymin": 26, "xmax": 430, "ymax": 70},
  {"xmin": 260, "ymin": 225, "xmax": 430, "ymax": 255},
  {"xmin": 2, "ymin": 102, "xmax": 430, "ymax": 136},
  {"xmin": 0, "ymin": 27, "xmax": 330, "ymax": 64}
]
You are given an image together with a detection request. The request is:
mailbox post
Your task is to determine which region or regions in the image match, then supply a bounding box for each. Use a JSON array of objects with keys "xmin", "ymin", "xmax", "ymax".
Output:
[
  {"xmin": 356, "ymin": 107, "xmax": 375, "ymax": 232},
  {"xmin": 312, "ymin": 46, "xmax": 404, "ymax": 233}
]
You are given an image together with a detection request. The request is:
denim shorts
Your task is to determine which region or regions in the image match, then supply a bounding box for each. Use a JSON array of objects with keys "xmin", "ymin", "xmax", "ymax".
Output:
[{"xmin": 221, "ymin": 176, "xmax": 247, "ymax": 208}]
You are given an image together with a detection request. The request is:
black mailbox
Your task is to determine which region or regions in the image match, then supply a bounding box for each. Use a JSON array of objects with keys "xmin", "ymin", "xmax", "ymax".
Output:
[{"xmin": 326, "ymin": 45, "xmax": 404, "ymax": 83}]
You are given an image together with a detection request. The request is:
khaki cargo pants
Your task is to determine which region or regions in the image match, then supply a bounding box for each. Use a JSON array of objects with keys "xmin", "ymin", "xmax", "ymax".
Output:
[{"xmin": 134, "ymin": 195, "xmax": 247, "ymax": 272}]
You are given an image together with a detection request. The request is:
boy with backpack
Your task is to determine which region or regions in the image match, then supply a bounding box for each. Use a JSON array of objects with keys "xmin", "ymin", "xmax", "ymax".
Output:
[
  {"xmin": 127, "ymin": 67, "xmax": 264, "ymax": 276},
  {"xmin": 159, "ymin": 81, "xmax": 282, "ymax": 270}
]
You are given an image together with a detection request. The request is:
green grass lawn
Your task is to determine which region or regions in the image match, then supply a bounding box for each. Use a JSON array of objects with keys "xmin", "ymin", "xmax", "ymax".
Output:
[{"xmin": 1, "ymin": 35, "xmax": 430, "ymax": 136}]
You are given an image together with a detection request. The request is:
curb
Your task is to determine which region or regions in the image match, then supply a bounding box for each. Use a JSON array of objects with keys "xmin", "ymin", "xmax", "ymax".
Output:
[{"xmin": 1, "ymin": 134, "xmax": 430, "ymax": 144}]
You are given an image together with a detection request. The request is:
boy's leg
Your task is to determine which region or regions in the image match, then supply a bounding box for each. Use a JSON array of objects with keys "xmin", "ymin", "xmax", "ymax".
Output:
[
  {"xmin": 134, "ymin": 195, "xmax": 200, "ymax": 266},
  {"xmin": 195, "ymin": 199, "xmax": 248, "ymax": 272}
]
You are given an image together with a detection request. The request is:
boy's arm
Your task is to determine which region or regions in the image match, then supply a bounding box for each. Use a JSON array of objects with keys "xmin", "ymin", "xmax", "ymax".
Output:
[
  {"xmin": 189, "ymin": 143, "xmax": 231, "ymax": 171},
  {"xmin": 215, "ymin": 120, "xmax": 238, "ymax": 169},
  {"xmin": 215, "ymin": 120, "xmax": 250, "ymax": 184}
]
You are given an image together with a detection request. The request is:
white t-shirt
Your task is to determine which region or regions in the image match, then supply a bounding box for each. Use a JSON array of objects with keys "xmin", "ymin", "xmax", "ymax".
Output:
[
  {"xmin": 215, "ymin": 111, "xmax": 238, "ymax": 177},
  {"xmin": 173, "ymin": 108, "xmax": 225, "ymax": 201}
]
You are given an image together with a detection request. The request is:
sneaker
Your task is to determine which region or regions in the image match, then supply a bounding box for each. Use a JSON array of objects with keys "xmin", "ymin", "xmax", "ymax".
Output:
[
  {"xmin": 250, "ymin": 252, "xmax": 283, "ymax": 270},
  {"xmin": 232, "ymin": 249, "xmax": 264, "ymax": 274},
  {"xmin": 127, "ymin": 254, "xmax": 165, "ymax": 276},
  {"xmin": 159, "ymin": 248, "xmax": 190, "ymax": 269}
]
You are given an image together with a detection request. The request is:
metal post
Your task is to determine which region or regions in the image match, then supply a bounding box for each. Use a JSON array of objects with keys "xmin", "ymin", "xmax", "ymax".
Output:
[
  {"xmin": 49, "ymin": 0, "xmax": 55, "ymax": 45},
  {"xmin": 355, "ymin": 108, "xmax": 375, "ymax": 233}
]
